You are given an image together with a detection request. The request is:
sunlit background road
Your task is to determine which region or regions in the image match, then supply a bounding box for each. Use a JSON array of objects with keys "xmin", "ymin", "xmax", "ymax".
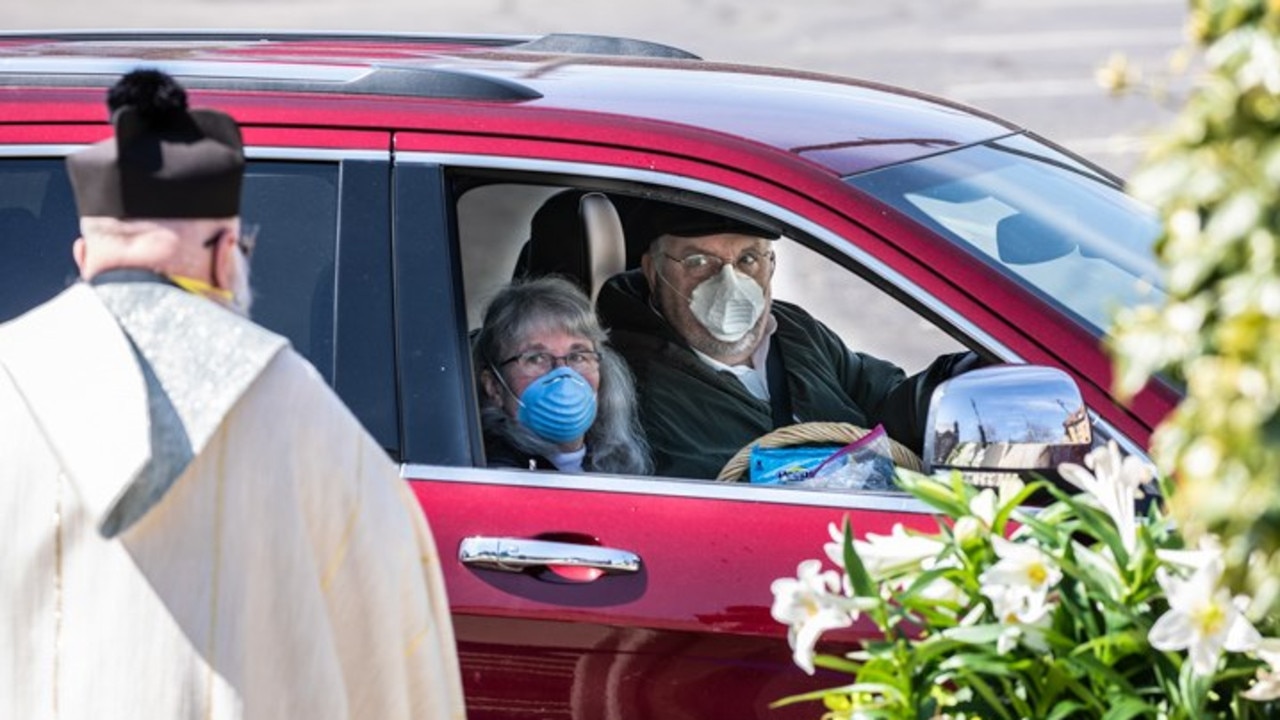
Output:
[{"xmin": 4, "ymin": 0, "xmax": 1187, "ymax": 178}]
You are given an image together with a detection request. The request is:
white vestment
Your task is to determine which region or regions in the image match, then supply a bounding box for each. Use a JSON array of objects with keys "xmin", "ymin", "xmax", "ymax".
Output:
[{"xmin": 0, "ymin": 281, "xmax": 466, "ymax": 720}]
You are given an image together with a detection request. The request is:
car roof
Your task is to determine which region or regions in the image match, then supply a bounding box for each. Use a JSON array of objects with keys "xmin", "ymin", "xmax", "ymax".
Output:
[{"xmin": 0, "ymin": 30, "xmax": 1020, "ymax": 175}]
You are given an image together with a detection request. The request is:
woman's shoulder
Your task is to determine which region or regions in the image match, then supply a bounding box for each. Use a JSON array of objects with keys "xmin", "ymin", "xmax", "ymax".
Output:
[{"xmin": 483, "ymin": 432, "xmax": 555, "ymax": 470}]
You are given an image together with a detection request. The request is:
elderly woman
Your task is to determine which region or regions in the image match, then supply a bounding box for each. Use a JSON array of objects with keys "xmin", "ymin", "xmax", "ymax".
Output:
[{"xmin": 474, "ymin": 276, "xmax": 652, "ymax": 475}]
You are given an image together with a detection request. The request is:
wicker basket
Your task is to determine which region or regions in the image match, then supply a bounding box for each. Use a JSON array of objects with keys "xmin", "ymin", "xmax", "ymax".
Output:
[{"xmin": 715, "ymin": 421, "xmax": 924, "ymax": 482}]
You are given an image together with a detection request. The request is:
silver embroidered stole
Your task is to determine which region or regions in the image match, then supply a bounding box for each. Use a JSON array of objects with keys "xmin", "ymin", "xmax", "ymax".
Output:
[{"xmin": 93, "ymin": 282, "xmax": 286, "ymax": 537}]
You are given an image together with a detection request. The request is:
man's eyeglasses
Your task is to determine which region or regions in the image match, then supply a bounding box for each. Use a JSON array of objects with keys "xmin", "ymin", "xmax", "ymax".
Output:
[
  {"xmin": 202, "ymin": 224, "xmax": 258, "ymax": 258},
  {"xmin": 499, "ymin": 350, "xmax": 603, "ymax": 376},
  {"xmin": 662, "ymin": 249, "xmax": 773, "ymax": 282}
]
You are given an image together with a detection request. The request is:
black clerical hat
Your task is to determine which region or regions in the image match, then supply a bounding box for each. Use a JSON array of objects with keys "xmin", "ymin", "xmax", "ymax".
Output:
[
  {"xmin": 634, "ymin": 200, "xmax": 781, "ymax": 246},
  {"xmin": 67, "ymin": 69, "xmax": 245, "ymax": 219}
]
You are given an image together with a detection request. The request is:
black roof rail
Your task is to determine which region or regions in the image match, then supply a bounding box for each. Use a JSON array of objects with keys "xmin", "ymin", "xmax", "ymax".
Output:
[
  {"xmin": 0, "ymin": 65, "xmax": 542, "ymax": 102},
  {"xmin": 511, "ymin": 33, "xmax": 701, "ymax": 60},
  {"xmin": 294, "ymin": 66, "xmax": 542, "ymax": 101}
]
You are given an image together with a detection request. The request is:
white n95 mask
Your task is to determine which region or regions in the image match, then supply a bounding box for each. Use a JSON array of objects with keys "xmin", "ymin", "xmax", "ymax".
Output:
[{"xmin": 689, "ymin": 263, "xmax": 766, "ymax": 342}]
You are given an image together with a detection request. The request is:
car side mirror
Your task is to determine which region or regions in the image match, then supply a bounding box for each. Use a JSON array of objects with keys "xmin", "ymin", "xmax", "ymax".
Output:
[{"xmin": 922, "ymin": 364, "xmax": 1092, "ymax": 486}]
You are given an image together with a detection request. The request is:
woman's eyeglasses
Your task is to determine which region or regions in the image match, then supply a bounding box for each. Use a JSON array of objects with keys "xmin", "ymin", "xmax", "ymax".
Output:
[{"xmin": 499, "ymin": 350, "xmax": 603, "ymax": 375}]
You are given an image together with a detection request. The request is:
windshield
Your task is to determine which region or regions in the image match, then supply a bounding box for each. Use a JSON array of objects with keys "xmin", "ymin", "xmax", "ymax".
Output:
[{"xmin": 845, "ymin": 134, "xmax": 1163, "ymax": 337}]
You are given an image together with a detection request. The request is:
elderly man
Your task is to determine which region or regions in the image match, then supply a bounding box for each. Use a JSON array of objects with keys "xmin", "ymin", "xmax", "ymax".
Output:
[
  {"xmin": 598, "ymin": 202, "xmax": 982, "ymax": 479},
  {"xmin": 0, "ymin": 70, "xmax": 465, "ymax": 719}
]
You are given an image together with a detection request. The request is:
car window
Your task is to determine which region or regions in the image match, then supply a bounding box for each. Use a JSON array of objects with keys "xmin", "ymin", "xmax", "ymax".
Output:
[
  {"xmin": 846, "ymin": 133, "xmax": 1164, "ymax": 337},
  {"xmin": 0, "ymin": 158, "xmax": 81, "ymax": 323},
  {"xmin": 771, "ymin": 238, "xmax": 963, "ymax": 374},
  {"xmin": 239, "ymin": 162, "xmax": 340, "ymax": 381},
  {"xmin": 452, "ymin": 173, "xmax": 967, "ymax": 480},
  {"xmin": 0, "ymin": 157, "xmax": 340, "ymax": 382}
]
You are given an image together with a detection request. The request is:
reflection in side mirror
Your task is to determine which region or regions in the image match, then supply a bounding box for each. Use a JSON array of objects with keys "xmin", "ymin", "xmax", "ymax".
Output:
[{"xmin": 923, "ymin": 364, "xmax": 1092, "ymax": 486}]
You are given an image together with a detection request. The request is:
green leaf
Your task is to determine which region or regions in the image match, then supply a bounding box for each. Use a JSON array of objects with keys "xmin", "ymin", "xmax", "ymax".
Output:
[
  {"xmin": 941, "ymin": 624, "xmax": 1006, "ymax": 645},
  {"xmin": 938, "ymin": 652, "xmax": 1021, "ymax": 677},
  {"xmin": 993, "ymin": 479, "xmax": 1045, "ymax": 534},
  {"xmin": 910, "ymin": 635, "xmax": 970, "ymax": 666},
  {"xmin": 954, "ymin": 672, "xmax": 1016, "ymax": 720},
  {"xmin": 1068, "ymin": 539, "xmax": 1127, "ymax": 601},
  {"xmin": 1178, "ymin": 659, "xmax": 1213, "ymax": 714},
  {"xmin": 1100, "ymin": 696, "xmax": 1159, "ymax": 720},
  {"xmin": 1072, "ymin": 629, "xmax": 1147, "ymax": 663},
  {"xmin": 768, "ymin": 683, "xmax": 863, "ymax": 708},
  {"xmin": 768, "ymin": 682, "xmax": 905, "ymax": 709},
  {"xmin": 895, "ymin": 469, "xmax": 971, "ymax": 518},
  {"xmin": 1045, "ymin": 700, "xmax": 1089, "ymax": 720},
  {"xmin": 841, "ymin": 515, "xmax": 877, "ymax": 600},
  {"xmin": 812, "ymin": 652, "xmax": 863, "ymax": 675}
]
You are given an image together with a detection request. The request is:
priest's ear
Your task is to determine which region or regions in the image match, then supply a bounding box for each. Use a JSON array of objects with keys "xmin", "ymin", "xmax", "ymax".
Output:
[
  {"xmin": 73, "ymin": 237, "xmax": 88, "ymax": 278},
  {"xmin": 211, "ymin": 226, "xmax": 242, "ymax": 291}
]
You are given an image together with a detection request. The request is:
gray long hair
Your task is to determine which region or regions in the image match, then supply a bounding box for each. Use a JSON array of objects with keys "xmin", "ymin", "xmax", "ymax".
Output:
[{"xmin": 473, "ymin": 276, "xmax": 652, "ymax": 475}]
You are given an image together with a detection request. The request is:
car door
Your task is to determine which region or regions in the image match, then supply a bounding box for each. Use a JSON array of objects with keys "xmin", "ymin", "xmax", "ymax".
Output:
[{"xmin": 387, "ymin": 150, "xmax": 1015, "ymax": 719}]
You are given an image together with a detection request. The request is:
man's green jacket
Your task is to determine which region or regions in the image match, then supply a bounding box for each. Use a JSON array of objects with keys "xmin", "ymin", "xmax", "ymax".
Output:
[{"xmin": 598, "ymin": 270, "xmax": 978, "ymax": 479}]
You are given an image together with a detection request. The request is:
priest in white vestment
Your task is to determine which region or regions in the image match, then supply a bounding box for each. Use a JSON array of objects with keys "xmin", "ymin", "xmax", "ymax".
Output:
[{"xmin": 0, "ymin": 69, "xmax": 466, "ymax": 720}]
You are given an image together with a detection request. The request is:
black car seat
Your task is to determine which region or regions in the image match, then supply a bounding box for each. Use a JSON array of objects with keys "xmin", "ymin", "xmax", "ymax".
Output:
[{"xmin": 511, "ymin": 189, "xmax": 632, "ymax": 303}]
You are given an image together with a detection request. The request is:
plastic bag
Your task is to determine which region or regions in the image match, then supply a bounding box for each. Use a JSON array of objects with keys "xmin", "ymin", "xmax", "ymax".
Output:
[
  {"xmin": 796, "ymin": 425, "xmax": 896, "ymax": 491},
  {"xmin": 748, "ymin": 444, "xmax": 841, "ymax": 485},
  {"xmin": 746, "ymin": 424, "xmax": 897, "ymax": 490}
]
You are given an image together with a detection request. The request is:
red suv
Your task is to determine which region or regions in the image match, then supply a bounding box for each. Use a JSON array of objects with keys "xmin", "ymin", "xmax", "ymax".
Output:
[{"xmin": 0, "ymin": 31, "xmax": 1178, "ymax": 719}]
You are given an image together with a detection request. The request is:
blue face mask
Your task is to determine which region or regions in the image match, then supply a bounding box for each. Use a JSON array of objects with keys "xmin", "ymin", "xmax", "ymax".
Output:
[{"xmin": 515, "ymin": 366, "xmax": 598, "ymax": 444}]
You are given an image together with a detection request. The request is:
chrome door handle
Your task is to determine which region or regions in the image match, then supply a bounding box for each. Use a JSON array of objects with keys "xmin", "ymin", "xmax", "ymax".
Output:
[{"xmin": 458, "ymin": 536, "xmax": 641, "ymax": 574}]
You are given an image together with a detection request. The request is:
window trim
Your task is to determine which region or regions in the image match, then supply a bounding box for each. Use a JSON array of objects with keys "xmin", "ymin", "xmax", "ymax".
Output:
[
  {"xmin": 403, "ymin": 463, "xmax": 940, "ymax": 514},
  {"xmin": 0, "ymin": 144, "xmax": 389, "ymax": 163}
]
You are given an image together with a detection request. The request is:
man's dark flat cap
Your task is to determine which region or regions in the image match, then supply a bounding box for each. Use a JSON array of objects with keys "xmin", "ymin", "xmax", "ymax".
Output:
[
  {"xmin": 635, "ymin": 200, "xmax": 781, "ymax": 245},
  {"xmin": 67, "ymin": 69, "xmax": 245, "ymax": 219}
]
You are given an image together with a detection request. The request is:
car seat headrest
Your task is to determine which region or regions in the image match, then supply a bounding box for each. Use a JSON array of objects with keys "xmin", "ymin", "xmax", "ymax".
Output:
[
  {"xmin": 580, "ymin": 192, "xmax": 626, "ymax": 302},
  {"xmin": 512, "ymin": 189, "xmax": 628, "ymax": 302}
]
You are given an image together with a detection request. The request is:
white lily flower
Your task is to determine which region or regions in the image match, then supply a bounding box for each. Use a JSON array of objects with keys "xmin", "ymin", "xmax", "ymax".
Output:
[
  {"xmin": 996, "ymin": 617, "xmax": 1052, "ymax": 656},
  {"xmin": 1058, "ymin": 440, "xmax": 1151, "ymax": 555},
  {"xmin": 823, "ymin": 522, "xmax": 847, "ymax": 568},
  {"xmin": 1243, "ymin": 638, "xmax": 1280, "ymax": 701},
  {"xmin": 907, "ymin": 554, "xmax": 967, "ymax": 606},
  {"xmin": 996, "ymin": 475, "xmax": 1025, "ymax": 511},
  {"xmin": 824, "ymin": 522, "xmax": 944, "ymax": 581},
  {"xmin": 1148, "ymin": 558, "xmax": 1262, "ymax": 676},
  {"xmin": 980, "ymin": 535, "xmax": 1062, "ymax": 598},
  {"xmin": 983, "ymin": 583, "xmax": 1055, "ymax": 655},
  {"xmin": 979, "ymin": 537, "xmax": 1060, "ymax": 655},
  {"xmin": 954, "ymin": 488, "xmax": 998, "ymax": 545},
  {"xmin": 770, "ymin": 559, "xmax": 858, "ymax": 674},
  {"xmin": 1071, "ymin": 540, "xmax": 1124, "ymax": 599},
  {"xmin": 984, "ymin": 582, "xmax": 1053, "ymax": 625},
  {"xmin": 918, "ymin": 575, "xmax": 966, "ymax": 605},
  {"xmin": 1156, "ymin": 535, "xmax": 1224, "ymax": 572}
]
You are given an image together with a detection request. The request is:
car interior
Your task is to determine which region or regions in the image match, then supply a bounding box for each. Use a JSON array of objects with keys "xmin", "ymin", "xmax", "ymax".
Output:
[{"xmin": 451, "ymin": 172, "xmax": 972, "ymax": 482}]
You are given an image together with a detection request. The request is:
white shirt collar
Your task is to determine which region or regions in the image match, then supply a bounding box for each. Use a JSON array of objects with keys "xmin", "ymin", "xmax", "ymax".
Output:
[
  {"xmin": 547, "ymin": 445, "xmax": 587, "ymax": 473},
  {"xmin": 692, "ymin": 313, "xmax": 777, "ymax": 401}
]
